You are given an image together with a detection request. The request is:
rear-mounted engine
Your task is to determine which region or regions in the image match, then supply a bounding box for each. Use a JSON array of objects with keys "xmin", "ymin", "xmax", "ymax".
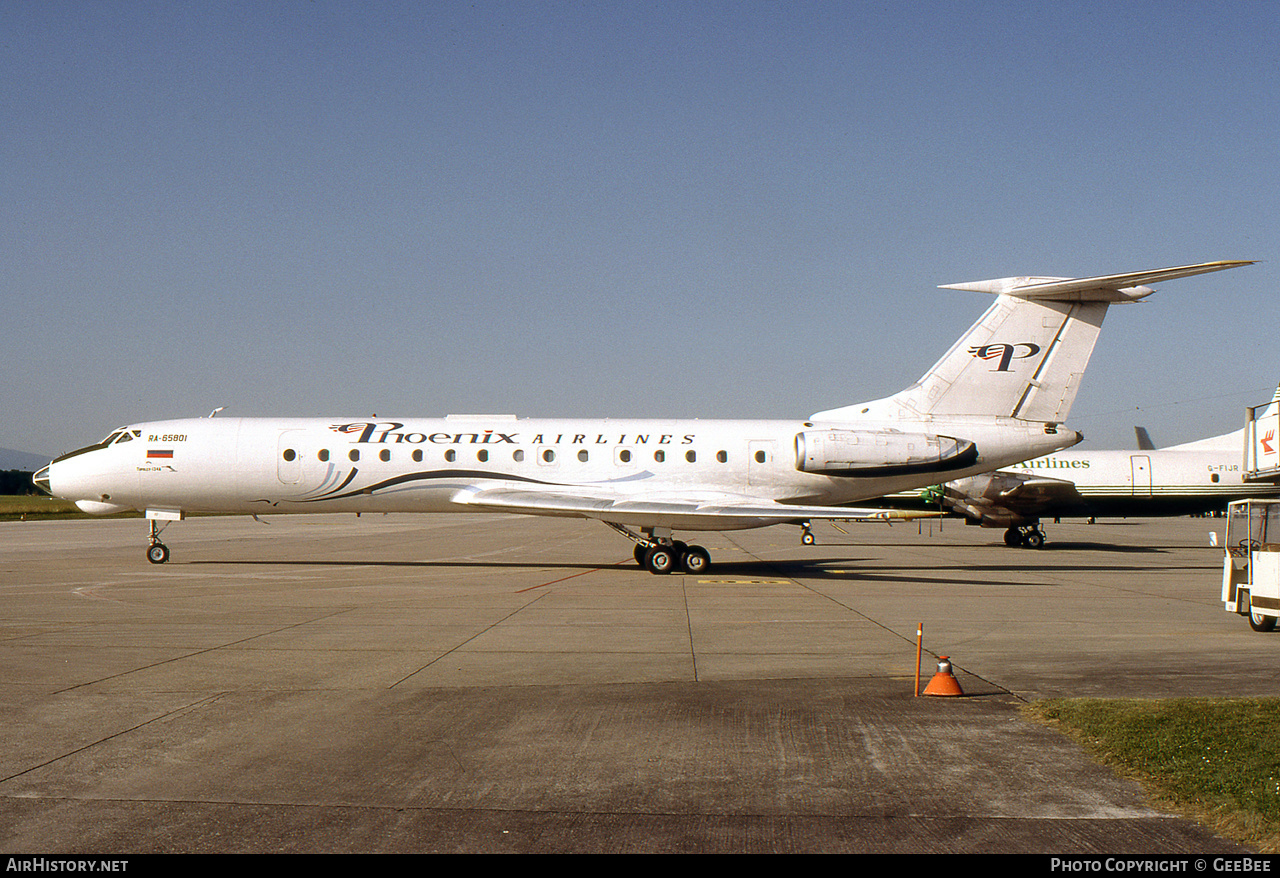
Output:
[{"xmin": 795, "ymin": 429, "xmax": 978, "ymax": 477}]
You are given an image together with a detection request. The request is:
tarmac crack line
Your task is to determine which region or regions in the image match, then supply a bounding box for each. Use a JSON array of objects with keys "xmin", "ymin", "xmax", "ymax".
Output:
[
  {"xmin": 0, "ymin": 794, "xmax": 1171, "ymax": 823},
  {"xmin": 387, "ymin": 591, "xmax": 552, "ymax": 688},
  {"xmin": 681, "ymin": 579, "xmax": 699, "ymax": 683},
  {"xmin": 513, "ymin": 561, "xmax": 622, "ymax": 593},
  {"xmin": 717, "ymin": 532, "xmax": 1018, "ymax": 699},
  {"xmin": 51, "ymin": 608, "xmax": 362, "ymax": 695},
  {"xmin": 0, "ymin": 693, "xmax": 225, "ymax": 786}
]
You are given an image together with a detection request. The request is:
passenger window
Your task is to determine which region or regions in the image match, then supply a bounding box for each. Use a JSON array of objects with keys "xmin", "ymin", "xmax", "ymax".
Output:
[
  {"xmin": 755, "ymin": 450, "xmax": 767, "ymax": 463},
  {"xmin": 478, "ymin": 449, "xmax": 489, "ymax": 463},
  {"xmin": 654, "ymin": 450, "xmax": 665, "ymax": 463},
  {"xmin": 542, "ymin": 449, "xmax": 555, "ymax": 463},
  {"xmin": 319, "ymin": 449, "xmax": 329, "ymax": 462},
  {"xmin": 619, "ymin": 449, "xmax": 632, "ymax": 463},
  {"xmin": 445, "ymin": 449, "xmax": 456, "ymax": 463},
  {"xmin": 717, "ymin": 450, "xmax": 727, "ymax": 463},
  {"xmin": 349, "ymin": 450, "xmax": 360, "ymax": 462},
  {"xmin": 380, "ymin": 449, "xmax": 391, "ymax": 462},
  {"xmin": 686, "ymin": 450, "xmax": 696, "ymax": 463},
  {"xmin": 283, "ymin": 449, "xmax": 296, "ymax": 462},
  {"xmin": 412, "ymin": 449, "xmax": 423, "ymax": 462},
  {"xmin": 514, "ymin": 449, "xmax": 525, "ymax": 462},
  {"xmin": 578, "ymin": 450, "xmax": 589, "ymax": 462}
]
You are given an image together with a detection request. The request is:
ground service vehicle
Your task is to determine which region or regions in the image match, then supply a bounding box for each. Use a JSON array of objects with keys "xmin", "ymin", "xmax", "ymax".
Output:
[{"xmin": 1222, "ymin": 499, "xmax": 1280, "ymax": 632}]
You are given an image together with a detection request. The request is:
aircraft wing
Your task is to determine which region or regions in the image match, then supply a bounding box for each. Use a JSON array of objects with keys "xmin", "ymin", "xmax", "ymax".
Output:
[
  {"xmin": 452, "ymin": 486, "xmax": 933, "ymax": 531},
  {"xmin": 942, "ymin": 471, "xmax": 1086, "ymax": 523},
  {"xmin": 990, "ymin": 475, "xmax": 1085, "ymax": 511}
]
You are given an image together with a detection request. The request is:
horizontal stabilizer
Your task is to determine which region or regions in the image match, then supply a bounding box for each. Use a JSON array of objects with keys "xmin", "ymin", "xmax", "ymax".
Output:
[{"xmin": 941, "ymin": 261, "xmax": 1254, "ymax": 303}]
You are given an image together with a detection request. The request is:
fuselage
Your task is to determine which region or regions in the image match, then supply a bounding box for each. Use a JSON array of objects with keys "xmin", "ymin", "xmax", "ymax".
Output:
[
  {"xmin": 43, "ymin": 414, "xmax": 1078, "ymax": 529},
  {"xmin": 1000, "ymin": 440, "xmax": 1280, "ymax": 516}
]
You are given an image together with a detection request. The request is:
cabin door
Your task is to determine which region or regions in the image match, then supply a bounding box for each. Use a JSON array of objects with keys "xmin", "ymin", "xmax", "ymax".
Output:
[{"xmin": 1130, "ymin": 455, "xmax": 1152, "ymax": 496}]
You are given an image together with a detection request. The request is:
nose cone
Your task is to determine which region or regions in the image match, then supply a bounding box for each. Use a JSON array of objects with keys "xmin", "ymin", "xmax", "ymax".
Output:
[
  {"xmin": 40, "ymin": 449, "xmax": 135, "ymax": 515},
  {"xmin": 32, "ymin": 464, "xmax": 51, "ymax": 495}
]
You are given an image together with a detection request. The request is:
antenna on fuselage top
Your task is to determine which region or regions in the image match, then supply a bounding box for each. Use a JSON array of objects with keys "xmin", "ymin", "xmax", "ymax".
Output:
[{"xmin": 207, "ymin": 406, "xmax": 226, "ymax": 418}]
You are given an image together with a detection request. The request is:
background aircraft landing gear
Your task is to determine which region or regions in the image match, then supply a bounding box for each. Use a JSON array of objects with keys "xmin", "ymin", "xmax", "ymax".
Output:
[
  {"xmin": 1004, "ymin": 525, "xmax": 1045, "ymax": 549},
  {"xmin": 800, "ymin": 522, "xmax": 815, "ymax": 546}
]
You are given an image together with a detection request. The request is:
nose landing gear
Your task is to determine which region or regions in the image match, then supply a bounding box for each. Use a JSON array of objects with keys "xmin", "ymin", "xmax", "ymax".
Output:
[
  {"xmin": 143, "ymin": 510, "xmax": 184, "ymax": 564},
  {"xmin": 147, "ymin": 520, "xmax": 170, "ymax": 564}
]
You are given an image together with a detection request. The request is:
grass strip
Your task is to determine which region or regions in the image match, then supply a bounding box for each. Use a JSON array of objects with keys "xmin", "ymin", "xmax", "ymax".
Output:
[
  {"xmin": 1024, "ymin": 698, "xmax": 1280, "ymax": 853},
  {"xmin": 0, "ymin": 495, "xmax": 140, "ymax": 520}
]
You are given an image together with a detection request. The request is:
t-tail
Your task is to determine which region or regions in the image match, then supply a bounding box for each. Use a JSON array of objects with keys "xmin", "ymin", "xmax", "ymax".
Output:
[{"xmin": 814, "ymin": 261, "xmax": 1254, "ymax": 423}]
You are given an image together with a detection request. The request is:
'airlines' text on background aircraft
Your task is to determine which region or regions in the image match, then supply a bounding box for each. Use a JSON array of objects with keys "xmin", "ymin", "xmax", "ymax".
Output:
[
  {"xmin": 918, "ymin": 386, "xmax": 1280, "ymax": 548},
  {"xmin": 35, "ymin": 261, "xmax": 1252, "ymax": 573}
]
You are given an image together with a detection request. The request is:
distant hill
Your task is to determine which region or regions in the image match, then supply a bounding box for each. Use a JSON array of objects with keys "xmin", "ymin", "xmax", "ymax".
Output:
[{"xmin": 0, "ymin": 448, "xmax": 50, "ymax": 471}]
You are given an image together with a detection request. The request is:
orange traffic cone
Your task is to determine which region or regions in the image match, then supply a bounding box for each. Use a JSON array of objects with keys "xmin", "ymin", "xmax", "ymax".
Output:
[{"xmin": 923, "ymin": 656, "xmax": 964, "ymax": 696}]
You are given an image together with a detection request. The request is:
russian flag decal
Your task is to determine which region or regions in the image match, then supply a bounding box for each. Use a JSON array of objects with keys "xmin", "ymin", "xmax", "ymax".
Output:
[{"xmin": 148, "ymin": 449, "xmax": 174, "ymax": 459}]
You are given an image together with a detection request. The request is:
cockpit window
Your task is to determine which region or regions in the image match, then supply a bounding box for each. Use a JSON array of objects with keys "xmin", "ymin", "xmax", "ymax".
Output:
[{"xmin": 53, "ymin": 428, "xmax": 134, "ymax": 465}]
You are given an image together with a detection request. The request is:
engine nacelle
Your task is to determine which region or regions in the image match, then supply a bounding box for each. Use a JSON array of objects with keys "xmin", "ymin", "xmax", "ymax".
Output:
[{"xmin": 794, "ymin": 429, "xmax": 978, "ymax": 477}]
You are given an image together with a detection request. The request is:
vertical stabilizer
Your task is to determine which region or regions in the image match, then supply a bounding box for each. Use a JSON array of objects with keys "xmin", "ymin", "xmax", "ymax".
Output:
[
  {"xmin": 888, "ymin": 295, "xmax": 1107, "ymax": 421},
  {"xmin": 812, "ymin": 261, "xmax": 1253, "ymax": 423}
]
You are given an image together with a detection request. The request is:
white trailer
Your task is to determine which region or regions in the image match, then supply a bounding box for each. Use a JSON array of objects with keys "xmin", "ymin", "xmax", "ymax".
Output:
[{"xmin": 1222, "ymin": 499, "xmax": 1280, "ymax": 632}]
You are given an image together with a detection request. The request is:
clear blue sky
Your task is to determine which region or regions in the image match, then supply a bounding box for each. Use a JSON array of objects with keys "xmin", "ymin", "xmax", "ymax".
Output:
[{"xmin": 4, "ymin": 1, "xmax": 1276, "ymax": 458}]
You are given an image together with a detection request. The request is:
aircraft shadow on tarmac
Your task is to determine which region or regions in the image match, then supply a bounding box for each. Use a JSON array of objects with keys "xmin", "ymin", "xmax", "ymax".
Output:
[
  {"xmin": 187, "ymin": 556, "xmax": 1042, "ymax": 587},
  {"xmin": 189, "ymin": 547, "xmax": 1215, "ymax": 587}
]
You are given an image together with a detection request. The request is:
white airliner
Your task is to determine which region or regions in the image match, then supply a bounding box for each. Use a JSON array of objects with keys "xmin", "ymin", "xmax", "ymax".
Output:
[
  {"xmin": 930, "ymin": 386, "xmax": 1280, "ymax": 548},
  {"xmin": 34, "ymin": 261, "xmax": 1252, "ymax": 572}
]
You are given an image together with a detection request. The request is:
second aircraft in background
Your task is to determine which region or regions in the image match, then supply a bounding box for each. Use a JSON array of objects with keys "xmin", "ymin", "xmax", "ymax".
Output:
[{"xmin": 931, "ymin": 388, "xmax": 1280, "ymax": 548}]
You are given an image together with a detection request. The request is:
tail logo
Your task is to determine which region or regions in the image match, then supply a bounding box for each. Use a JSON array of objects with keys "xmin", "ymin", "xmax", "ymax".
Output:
[
  {"xmin": 969, "ymin": 342, "xmax": 1041, "ymax": 372},
  {"xmin": 1263, "ymin": 429, "xmax": 1275, "ymax": 456}
]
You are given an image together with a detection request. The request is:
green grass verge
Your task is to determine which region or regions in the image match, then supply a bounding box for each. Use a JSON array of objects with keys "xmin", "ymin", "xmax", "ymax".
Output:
[
  {"xmin": 1024, "ymin": 698, "xmax": 1280, "ymax": 853},
  {"xmin": 0, "ymin": 495, "xmax": 140, "ymax": 520}
]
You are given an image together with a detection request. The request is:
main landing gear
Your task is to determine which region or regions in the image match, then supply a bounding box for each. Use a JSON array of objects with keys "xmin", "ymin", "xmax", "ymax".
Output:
[
  {"xmin": 607, "ymin": 523, "xmax": 711, "ymax": 575},
  {"xmin": 1004, "ymin": 525, "xmax": 1046, "ymax": 549}
]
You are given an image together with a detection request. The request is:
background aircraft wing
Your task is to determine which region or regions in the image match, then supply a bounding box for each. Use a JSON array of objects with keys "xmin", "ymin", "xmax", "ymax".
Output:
[
  {"xmin": 942, "ymin": 471, "xmax": 1085, "ymax": 523},
  {"xmin": 991, "ymin": 475, "xmax": 1086, "ymax": 512},
  {"xmin": 453, "ymin": 486, "xmax": 934, "ymax": 530}
]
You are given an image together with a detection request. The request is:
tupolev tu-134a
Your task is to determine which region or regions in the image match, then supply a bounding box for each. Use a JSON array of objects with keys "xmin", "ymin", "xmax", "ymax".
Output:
[{"xmin": 35, "ymin": 261, "xmax": 1253, "ymax": 573}]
